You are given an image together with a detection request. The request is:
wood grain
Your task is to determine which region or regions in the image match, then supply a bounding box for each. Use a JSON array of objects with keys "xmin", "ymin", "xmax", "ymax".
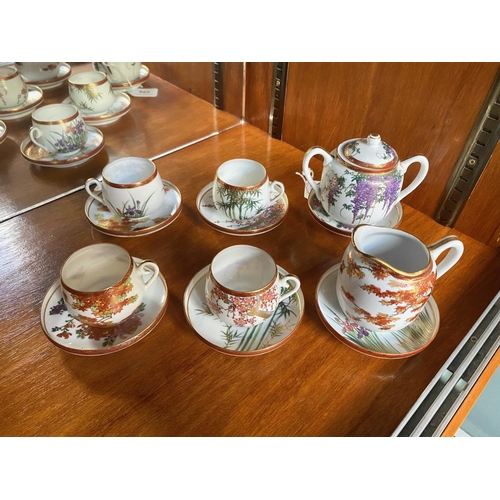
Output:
[
  {"xmin": 244, "ymin": 62, "xmax": 274, "ymax": 132},
  {"xmin": 0, "ymin": 63, "xmax": 240, "ymax": 222},
  {"xmin": 1, "ymin": 123, "xmax": 498, "ymax": 437}
]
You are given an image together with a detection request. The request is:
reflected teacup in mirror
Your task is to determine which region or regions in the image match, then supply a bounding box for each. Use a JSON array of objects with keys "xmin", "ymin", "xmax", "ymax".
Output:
[
  {"xmin": 0, "ymin": 66, "xmax": 29, "ymax": 109},
  {"xmin": 68, "ymin": 71, "xmax": 115, "ymax": 114},
  {"xmin": 29, "ymin": 103, "xmax": 87, "ymax": 155},
  {"xmin": 85, "ymin": 157, "xmax": 164, "ymax": 219},
  {"xmin": 15, "ymin": 62, "xmax": 60, "ymax": 82},
  {"xmin": 93, "ymin": 62, "xmax": 141, "ymax": 84},
  {"xmin": 212, "ymin": 159, "xmax": 285, "ymax": 221}
]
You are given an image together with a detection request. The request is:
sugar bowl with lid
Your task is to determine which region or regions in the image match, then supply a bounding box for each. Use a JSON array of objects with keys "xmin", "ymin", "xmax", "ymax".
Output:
[{"xmin": 301, "ymin": 134, "xmax": 429, "ymax": 228}]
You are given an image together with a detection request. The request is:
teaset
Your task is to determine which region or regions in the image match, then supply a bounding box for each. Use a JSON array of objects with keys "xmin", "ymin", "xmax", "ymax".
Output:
[{"xmin": 12, "ymin": 63, "xmax": 461, "ymax": 358}]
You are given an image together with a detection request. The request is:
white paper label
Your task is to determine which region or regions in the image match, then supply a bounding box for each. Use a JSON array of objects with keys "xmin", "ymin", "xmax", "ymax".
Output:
[{"xmin": 127, "ymin": 87, "xmax": 158, "ymax": 97}]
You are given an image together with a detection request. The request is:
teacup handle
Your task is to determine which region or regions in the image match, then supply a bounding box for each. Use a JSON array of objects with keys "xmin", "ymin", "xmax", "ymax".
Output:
[
  {"xmin": 269, "ymin": 181, "xmax": 285, "ymax": 206},
  {"xmin": 301, "ymin": 146, "xmax": 333, "ymax": 200},
  {"xmin": 396, "ymin": 155, "xmax": 429, "ymax": 203},
  {"xmin": 85, "ymin": 178, "xmax": 105, "ymax": 205},
  {"xmin": 278, "ymin": 274, "xmax": 301, "ymax": 302},
  {"xmin": 136, "ymin": 260, "xmax": 160, "ymax": 290},
  {"xmin": 29, "ymin": 126, "xmax": 48, "ymax": 151},
  {"xmin": 428, "ymin": 235, "xmax": 464, "ymax": 279}
]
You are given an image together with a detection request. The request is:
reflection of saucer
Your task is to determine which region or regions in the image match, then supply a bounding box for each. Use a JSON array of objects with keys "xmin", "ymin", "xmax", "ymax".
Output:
[
  {"xmin": 21, "ymin": 63, "xmax": 71, "ymax": 89},
  {"xmin": 20, "ymin": 125, "xmax": 104, "ymax": 168},
  {"xmin": 93, "ymin": 64, "xmax": 150, "ymax": 91},
  {"xmin": 0, "ymin": 85, "xmax": 43, "ymax": 120},
  {"xmin": 40, "ymin": 258, "xmax": 168, "ymax": 356},
  {"xmin": 196, "ymin": 182, "xmax": 288, "ymax": 236},
  {"xmin": 0, "ymin": 120, "xmax": 6, "ymax": 144},
  {"xmin": 63, "ymin": 91, "xmax": 131, "ymax": 125},
  {"xmin": 184, "ymin": 265, "xmax": 304, "ymax": 357},
  {"xmin": 85, "ymin": 179, "xmax": 182, "ymax": 237},
  {"xmin": 315, "ymin": 264, "xmax": 439, "ymax": 359},
  {"xmin": 308, "ymin": 191, "xmax": 403, "ymax": 237}
]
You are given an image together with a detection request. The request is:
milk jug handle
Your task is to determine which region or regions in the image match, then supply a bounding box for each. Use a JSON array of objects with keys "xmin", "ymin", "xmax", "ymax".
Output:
[
  {"xmin": 397, "ymin": 155, "xmax": 429, "ymax": 203},
  {"xmin": 428, "ymin": 236, "xmax": 464, "ymax": 280},
  {"xmin": 301, "ymin": 146, "xmax": 333, "ymax": 199}
]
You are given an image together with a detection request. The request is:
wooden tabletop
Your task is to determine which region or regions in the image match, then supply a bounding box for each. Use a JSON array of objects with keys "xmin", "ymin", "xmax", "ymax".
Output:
[
  {"xmin": 1, "ymin": 122, "xmax": 499, "ymax": 437},
  {"xmin": 0, "ymin": 63, "xmax": 240, "ymax": 223}
]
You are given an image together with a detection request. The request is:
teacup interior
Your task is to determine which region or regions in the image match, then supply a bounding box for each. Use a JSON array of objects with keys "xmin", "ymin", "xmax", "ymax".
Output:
[
  {"xmin": 355, "ymin": 228, "xmax": 430, "ymax": 273},
  {"xmin": 61, "ymin": 244, "xmax": 130, "ymax": 292},
  {"xmin": 32, "ymin": 104, "xmax": 77, "ymax": 122},
  {"xmin": 70, "ymin": 71, "xmax": 107, "ymax": 85},
  {"xmin": 211, "ymin": 245, "xmax": 276, "ymax": 292},
  {"xmin": 104, "ymin": 157, "xmax": 155, "ymax": 185},
  {"xmin": 0, "ymin": 67, "xmax": 17, "ymax": 79},
  {"xmin": 217, "ymin": 159, "xmax": 266, "ymax": 188}
]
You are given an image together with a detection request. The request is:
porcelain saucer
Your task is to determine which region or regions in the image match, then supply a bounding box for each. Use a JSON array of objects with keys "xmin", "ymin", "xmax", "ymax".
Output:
[
  {"xmin": 196, "ymin": 182, "xmax": 288, "ymax": 236},
  {"xmin": 85, "ymin": 179, "xmax": 182, "ymax": 237},
  {"xmin": 20, "ymin": 125, "xmax": 104, "ymax": 168},
  {"xmin": 96, "ymin": 64, "xmax": 150, "ymax": 91},
  {"xmin": 21, "ymin": 62, "xmax": 71, "ymax": 90},
  {"xmin": 184, "ymin": 264, "xmax": 304, "ymax": 357},
  {"xmin": 63, "ymin": 91, "xmax": 131, "ymax": 125},
  {"xmin": 0, "ymin": 85, "xmax": 43, "ymax": 120},
  {"xmin": 315, "ymin": 264, "xmax": 439, "ymax": 359},
  {"xmin": 40, "ymin": 258, "xmax": 168, "ymax": 356},
  {"xmin": 308, "ymin": 191, "xmax": 403, "ymax": 237},
  {"xmin": 0, "ymin": 120, "xmax": 6, "ymax": 144}
]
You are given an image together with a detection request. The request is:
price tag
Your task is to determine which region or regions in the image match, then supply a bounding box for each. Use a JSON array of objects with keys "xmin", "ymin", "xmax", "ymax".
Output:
[{"xmin": 127, "ymin": 87, "xmax": 158, "ymax": 97}]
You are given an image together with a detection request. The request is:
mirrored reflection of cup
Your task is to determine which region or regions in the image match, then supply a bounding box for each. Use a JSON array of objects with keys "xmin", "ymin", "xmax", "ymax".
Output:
[
  {"xmin": 15, "ymin": 62, "xmax": 60, "ymax": 82},
  {"xmin": 60, "ymin": 243, "xmax": 160, "ymax": 328},
  {"xmin": 0, "ymin": 66, "xmax": 29, "ymax": 109},
  {"xmin": 68, "ymin": 71, "xmax": 115, "ymax": 114},
  {"xmin": 212, "ymin": 159, "xmax": 285, "ymax": 220},
  {"xmin": 29, "ymin": 103, "xmax": 87, "ymax": 155},
  {"xmin": 336, "ymin": 225, "xmax": 464, "ymax": 332},
  {"xmin": 85, "ymin": 157, "xmax": 164, "ymax": 219},
  {"xmin": 93, "ymin": 62, "xmax": 141, "ymax": 84},
  {"xmin": 205, "ymin": 245, "xmax": 301, "ymax": 328}
]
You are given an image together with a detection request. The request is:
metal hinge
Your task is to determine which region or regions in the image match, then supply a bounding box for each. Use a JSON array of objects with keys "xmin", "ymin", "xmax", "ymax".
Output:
[
  {"xmin": 268, "ymin": 63, "xmax": 289, "ymax": 139},
  {"xmin": 434, "ymin": 68, "xmax": 500, "ymax": 226},
  {"xmin": 213, "ymin": 62, "xmax": 224, "ymax": 110}
]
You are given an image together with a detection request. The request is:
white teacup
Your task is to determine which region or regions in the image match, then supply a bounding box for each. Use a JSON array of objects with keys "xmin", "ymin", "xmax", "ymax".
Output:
[
  {"xmin": 29, "ymin": 103, "xmax": 87, "ymax": 155},
  {"xmin": 0, "ymin": 66, "xmax": 29, "ymax": 109},
  {"xmin": 60, "ymin": 243, "xmax": 160, "ymax": 328},
  {"xmin": 93, "ymin": 62, "xmax": 141, "ymax": 84},
  {"xmin": 85, "ymin": 157, "xmax": 164, "ymax": 219},
  {"xmin": 15, "ymin": 62, "xmax": 60, "ymax": 82},
  {"xmin": 212, "ymin": 159, "xmax": 285, "ymax": 220},
  {"xmin": 205, "ymin": 245, "xmax": 301, "ymax": 328},
  {"xmin": 68, "ymin": 71, "xmax": 115, "ymax": 114}
]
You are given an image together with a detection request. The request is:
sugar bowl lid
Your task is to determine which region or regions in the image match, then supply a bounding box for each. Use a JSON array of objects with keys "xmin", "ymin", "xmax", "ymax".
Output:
[{"xmin": 338, "ymin": 134, "xmax": 399, "ymax": 173}]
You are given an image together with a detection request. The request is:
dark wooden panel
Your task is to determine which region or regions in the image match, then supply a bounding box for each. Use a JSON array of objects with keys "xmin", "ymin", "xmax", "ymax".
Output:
[
  {"xmin": 221, "ymin": 62, "xmax": 243, "ymax": 118},
  {"xmin": 144, "ymin": 62, "xmax": 214, "ymax": 104},
  {"xmin": 244, "ymin": 62, "xmax": 274, "ymax": 132},
  {"xmin": 454, "ymin": 144, "xmax": 500, "ymax": 249},
  {"xmin": 281, "ymin": 62, "xmax": 500, "ymax": 220}
]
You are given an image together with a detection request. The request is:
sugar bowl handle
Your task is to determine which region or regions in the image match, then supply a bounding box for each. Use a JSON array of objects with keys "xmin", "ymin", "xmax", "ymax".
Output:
[{"xmin": 396, "ymin": 155, "xmax": 429, "ymax": 203}]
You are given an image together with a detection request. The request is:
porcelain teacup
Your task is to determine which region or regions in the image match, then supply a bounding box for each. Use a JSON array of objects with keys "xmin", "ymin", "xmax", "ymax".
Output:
[
  {"xmin": 85, "ymin": 157, "xmax": 164, "ymax": 219},
  {"xmin": 68, "ymin": 71, "xmax": 115, "ymax": 114},
  {"xmin": 0, "ymin": 66, "xmax": 29, "ymax": 109},
  {"xmin": 205, "ymin": 245, "xmax": 301, "ymax": 328},
  {"xmin": 60, "ymin": 243, "xmax": 160, "ymax": 328},
  {"xmin": 336, "ymin": 225, "xmax": 464, "ymax": 332},
  {"xmin": 29, "ymin": 103, "xmax": 87, "ymax": 155},
  {"xmin": 93, "ymin": 62, "xmax": 141, "ymax": 84},
  {"xmin": 15, "ymin": 62, "xmax": 60, "ymax": 82},
  {"xmin": 212, "ymin": 159, "xmax": 285, "ymax": 220}
]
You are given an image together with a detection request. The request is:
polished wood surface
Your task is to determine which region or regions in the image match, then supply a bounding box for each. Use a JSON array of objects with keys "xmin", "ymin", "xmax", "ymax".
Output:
[
  {"xmin": 1, "ymin": 123, "xmax": 499, "ymax": 437},
  {"xmin": 0, "ymin": 63, "xmax": 240, "ymax": 222}
]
